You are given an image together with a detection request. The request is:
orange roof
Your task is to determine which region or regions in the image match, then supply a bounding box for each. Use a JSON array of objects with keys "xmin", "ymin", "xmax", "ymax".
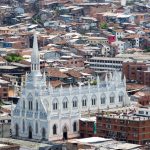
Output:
[
  {"xmin": 19, "ymin": 60, "xmax": 31, "ymax": 66},
  {"xmin": 126, "ymin": 83, "xmax": 146, "ymax": 90},
  {"xmin": 0, "ymin": 56, "xmax": 6, "ymax": 62},
  {"xmin": 81, "ymin": 68, "xmax": 94, "ymax": 75},
  {"xmin": 50, "ymin": 80, "xmax": 63, "ymax": 88},
  {"xmin": 65, "ymin": 69, "xmax": 82, "ymax": 78},
  {"xmin": 46, "ymin": 68, "xmax": 68, "ymax": 78},
  {"xmin": 114, "ymin": 29, "xmax": 124, "ymax": 32},
  {"xmin": 125, "ymin": 34, "xmax": 140, "ymax": 39}
]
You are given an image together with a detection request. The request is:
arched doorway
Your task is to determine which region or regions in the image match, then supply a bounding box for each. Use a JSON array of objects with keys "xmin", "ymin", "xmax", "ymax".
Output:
[
  {"xmin": 28, "ymin": 126, "xmax": 32, "ymax": 139},
  {"xmin": 15, "ymin": 124, "xmax": 19, "ymax": 137},
  {"xmin": 42, "ymin": 128, "xmax": 46, "ymax": 140},
  {"xmin": 63, "ymin": 126, "xmax": 68, "ymax": 140}
]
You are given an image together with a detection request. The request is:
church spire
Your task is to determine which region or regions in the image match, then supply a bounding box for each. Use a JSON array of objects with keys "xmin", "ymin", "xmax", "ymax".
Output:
[{"xmin": 31, "ymin": 33, "xmax": 40, "ymax": 72}]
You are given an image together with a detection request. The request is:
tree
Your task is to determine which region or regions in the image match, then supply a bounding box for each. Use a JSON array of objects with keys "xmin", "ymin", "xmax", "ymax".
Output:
[
  {"xmin": 5, "ymin": 53, "xmax": 23, "ymax": 62},
  {"xmin": 100, "ymin": 22, "xmax": 108, "ymax": 29}
]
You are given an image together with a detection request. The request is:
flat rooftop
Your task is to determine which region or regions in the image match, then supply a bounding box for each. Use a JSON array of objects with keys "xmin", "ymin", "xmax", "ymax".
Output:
[
  {"xmin": 89, "ymin": 57, "xmax": 124, "ymax": 61},
  {"xmin": 68, "ymin": 137, "xmax": 142, "ymax": 150}
]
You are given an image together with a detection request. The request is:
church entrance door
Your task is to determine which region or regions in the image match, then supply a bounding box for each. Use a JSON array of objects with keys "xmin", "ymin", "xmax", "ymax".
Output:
[
  {"xmin": 28, "ymin": 126, "xmax": 32, "ymax": 139},
  {"xmin": 42, "ymin": 128, "xmax": 46, "ymax": 140},
  {"xmin": 63, "ymin": 126, "xmax": 68, "ymax": 140}
]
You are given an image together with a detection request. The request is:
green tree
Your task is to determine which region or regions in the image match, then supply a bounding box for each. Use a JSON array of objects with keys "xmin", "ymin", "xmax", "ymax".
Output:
[
  {"xmin": 91, "ymin": 80, "xmax": 97, "ymax": 85},
  {"xmin": 100, "ymin": 22, "xmax": 108, "ymax": 29},
  {"xmin": 5, "ymin": 53, "xmax": 23, "ymax": 62}
]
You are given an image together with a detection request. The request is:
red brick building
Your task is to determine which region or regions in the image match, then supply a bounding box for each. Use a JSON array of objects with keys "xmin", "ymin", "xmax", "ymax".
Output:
[
  {"xmin": 96, "ymin": 114, "xmax": 150, "ymax": 145},
  {"xmin": 79, "ymin": 117, "xmax": 96, "ymax": 138},
  {"xmin": 123, "ymin": 61, "xmax": 150, "ymax": 86},
  {"xmin": 133, "ymin": 91, "xmax": 150, "ymax": 106},
  {"xmin": 0, "ymin": 78, "xmax": 9, "ymax": 100}
]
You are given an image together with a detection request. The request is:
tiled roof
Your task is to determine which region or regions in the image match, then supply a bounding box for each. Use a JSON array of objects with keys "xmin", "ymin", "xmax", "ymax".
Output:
[
  {"xmin": 0, "ymin": 56, "xmax": 6, "ymax": 62},
  {"xmin": 50, "ymin": 80, "xmax": 63, "ymax": 88},
  {"xmin": 81, "ymin": 68, "xmax": 94, "ymax": 75},
  {"xmin": 19, "ymin": 60, "xmax": 31, "ymax": 66},
  {"xmin": 65, "ymin": 69, "xmax": 82, "ymax": 78},
  {"xmin": 126, "ymin": 83, "xmax": 146, "ymax": 90},
  {"xmin": 46, "ymin": 68, "xmax": 68, "ymax": 78},
  {"xmin": 125, "ymin": 34, "xmax": 140, "ymax": 39}
]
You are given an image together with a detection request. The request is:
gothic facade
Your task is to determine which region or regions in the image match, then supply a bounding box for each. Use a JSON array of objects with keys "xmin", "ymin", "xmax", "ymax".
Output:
[{"xmin": 11, "ymin": 34, "xmax": 130, "ymax": 141}]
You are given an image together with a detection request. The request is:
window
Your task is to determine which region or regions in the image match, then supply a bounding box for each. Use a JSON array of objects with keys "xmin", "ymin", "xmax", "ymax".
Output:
[
  {"xmin": 23, "ymin": 100, "xmax": 25, "ymax": 109},
  {"xmin": 31, "ymin": 101, "xmax": 32, "ymax": 110},
  {"xmin": 53, "ymin": 102, "xmax": 58, "ymax": 110},
  {"xmin": 22, "ymin": 120, "xmax": 25, "ymax": 132},
  {"xmin": 28, "ymin": 101, "xmax": 33, "ymax": 110},
  {"xmin": 36, "ymin": 101, "xmax": 38, "ymax": 111},
  {"xmin": 139, "ymin": 111, "xmax": 144, "ymax": 114},
  {"xmin": 82, "ymin": 97, "xmax": 87, "ymax": 107},
  {"xmin": 101, "ymin": 95, "xmax": 106, "ymax": 104},
  {"xmin": 53, "ymin": 99, "xmax": 58, "ymax": 110},
  {"xmin": 110, "ymin": 93, "xmax": 115, "ymax": 103},
  {"xmin": 73, "ymin": 97, "xmax": 78, "ymax": 108},
  {"xmin": 92, "ymin": 98, "xmax": 96, "ymax": 105},
  {"xmin": 63, "ymin": 98, "xmax": 68, "ymax": 109},
  {"xmin": 73, "ymin": 122, "xmax": 77, "ymax": 132},
  {"xmin": 91, "ymin": 95, "xmax": 96, "ymax": 106},
  {"xmin": 53, "ymin": 124, "xmax": 57, "ymax": 135},
  {"xmin": 36, "ymin": 122, "xmax": 38, "ymax": 134},
  {"xmin": 119, "ymin": 95, "xmax": 123, "ymax": 102},
  {"xmin": 119, "ymin": 92, "xmax": 124, "ymax": 102}
]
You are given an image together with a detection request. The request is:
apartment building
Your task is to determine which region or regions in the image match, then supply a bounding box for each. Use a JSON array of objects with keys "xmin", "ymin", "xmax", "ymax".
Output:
[
  {"xmin": 96, "ymin": 112, "xmax": 150, "ymax": 145},
  {"xmin": 123, "ymin": 61, "xmax": 150, "ymax": 86},
  {"xmin": 87, "ymin": 57, "xmax": 123, "ymax": 72},
  {"xmin": 87, "ymin": 37, "xmax": 108, "ymax": 45},
  {"xmin": 79, "ymin": 117, "xmax": 96, "ymax": 138}
]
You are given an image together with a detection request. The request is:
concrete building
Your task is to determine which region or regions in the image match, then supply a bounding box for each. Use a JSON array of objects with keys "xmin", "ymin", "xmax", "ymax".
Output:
[
  {"xmin": 97, "ymin": 112, "xmax": 150, "ymax": 145},
  {"xmin": 123, "ymin": 60, "xmax": 150, "ymax": 86},
  {"xmin": 66, "ymin": 137, "xmax": 143, "ymax": 150},
  {"xmin": 87, "ymin": 57, "xmax": 123, "ymax": 72},
  {"xmin": 79, "ymin": 117, "xmax": 96, "ymax": 138}
]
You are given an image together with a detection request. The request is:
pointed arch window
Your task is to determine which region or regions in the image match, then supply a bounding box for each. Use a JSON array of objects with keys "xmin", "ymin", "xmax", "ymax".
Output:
[
  {"xmin": 36, "ymin": 101, "xmax": 38, "ymax": 111},
  {"xmin": 28, "ymin": 101, "xmax": 30, "ymax": 110},
  {"xmin": 101, "ymin": 94, "xmax": 106, "ymax": 104},
  {"xmin": 110, "ymin": 93, "xmax": 115, "ymax": 104},
  {"xmin": 23, "ymin": 100, "xmax": 25, "ymax": 109},
  {"xmin": 22, "ymin": 120, "xmax": 25, "ymax": 132},
  {"xmin": 36, "ymin": 122, "xmax": 38, "ymax": 134},
  {"xmin": 53, "ymin": 124, "xmax": 57, "ymax": 135},
  {"xmin": 73, "ymin": 122, "xmax": 77, "ymax": 132},
  {"xmin": 82, "ymin": 96, "xmax": 87, "ymax": 107},
  {"xmin": 27, "ymin": 93, "xmax": 33, "ymax": 111},
  {"xmin": 91, "ymin": 95, "xmax": 96, "ymax": 106},
  {"xmin": 53, "ymin": 99, "xmax": 58, "ymax": 110},
  {"xmin": 72, "ymin": 97, "xmax": 78, "ymax": 108},
  {"xmin": 119, "ymin": 92, "xmax": 124, "ymax": 102},
  {"xmin": 63, "ymin": 98, "xmax": 68, "ymax": 109},
  {"xmin": 29, "ymin": 101, "xmax": 33, "ymax": 110}
]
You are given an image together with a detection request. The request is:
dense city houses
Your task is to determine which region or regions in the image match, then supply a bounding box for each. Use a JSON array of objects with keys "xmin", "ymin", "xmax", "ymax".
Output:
[{"xmin": 0, "ymin": 0, "xmax": 150, "ymax": 149}]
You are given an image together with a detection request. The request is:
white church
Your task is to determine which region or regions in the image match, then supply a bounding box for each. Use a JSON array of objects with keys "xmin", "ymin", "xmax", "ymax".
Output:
[{"xmin": 11, "ymin": 34, "xmax": 130, "ymax": 141}]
